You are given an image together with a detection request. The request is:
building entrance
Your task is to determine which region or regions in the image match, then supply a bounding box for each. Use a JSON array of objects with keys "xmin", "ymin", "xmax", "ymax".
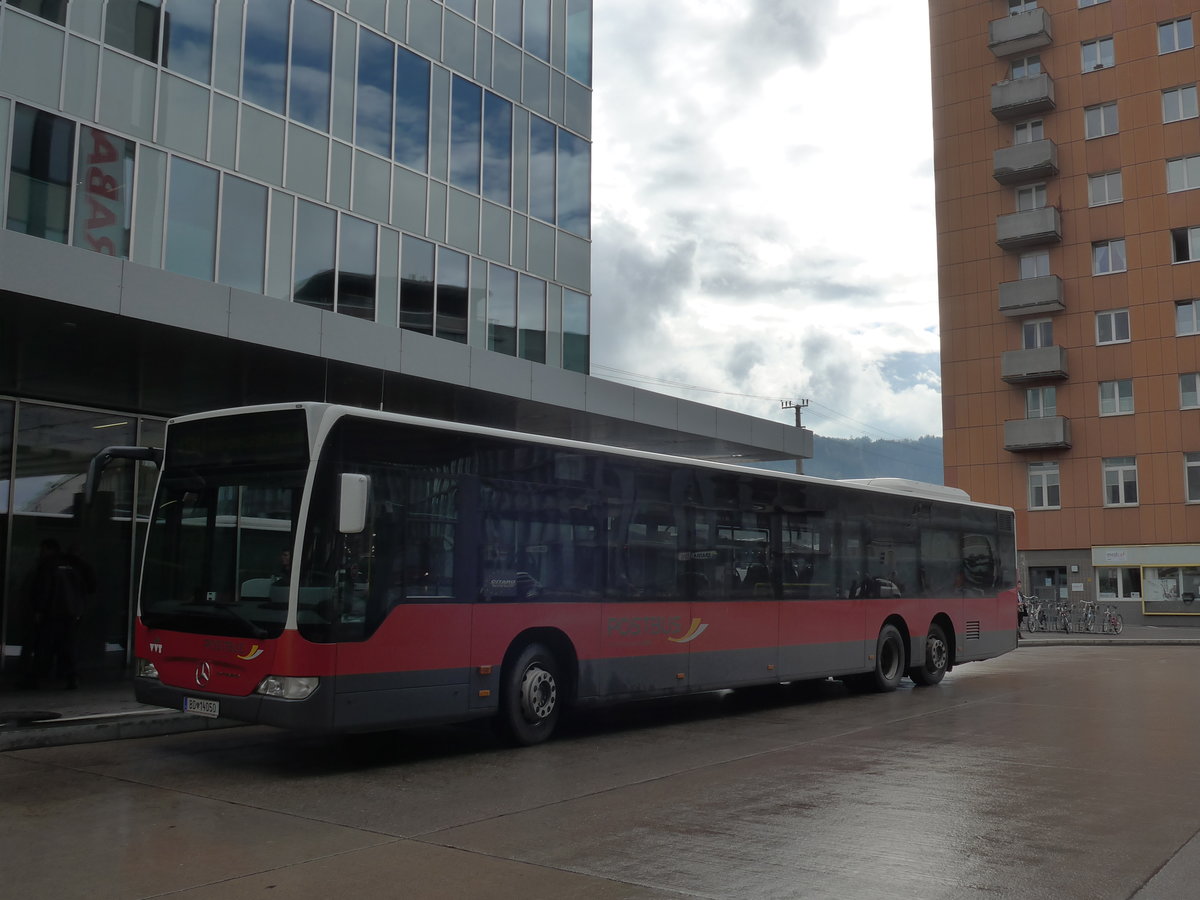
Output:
[{"xmin": 1030, "ymin": 566, "xmax": 1068, "ymax": 604}]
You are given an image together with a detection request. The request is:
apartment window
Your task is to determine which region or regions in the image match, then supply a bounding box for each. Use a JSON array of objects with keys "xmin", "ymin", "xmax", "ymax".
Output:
[
  {"xmin": 1099, "ymin": 379, "xmax": 1133, "ymax": 416},
  {"xmin": 1023, "ymin": 318, "xmax": 1053, "ymax": 349},
  {"xmin": 1172, "ymin": 227, "xmax": 1200, "ymax": 263},
  {"xmin": 1016, "ymin": 183, "xmax": 1046, "ymax": 211},
  {"xmin": 1103, "ymin": 457, "xmax": 1138, "ymax": 506},
  {"xmin": 1029, "ymin": 462, "xmax": 1060, "ymax": 510},
  {"xmin": 1181, "ymin": 373, "xmax": 1200, "ymax": 409},
  {"xmin": 1163, "ymin": 86, "xmax": 1199, "ymax": 123},
  {"xmin": 1020, "ymin": 251, "xmax": 1050, "ymax": 279},
  {"xmin": 1092, "ymin": 239, "xmax": 1126, "ymax": 274},
  {"xmin": 1026, "ymin": 386, "xmax": 1057, "ymax": 418},
  {"xmin": 1187, "ymin": 453, "xmax": 1200, "ymax": 502},
  {"xmin": 1088, "ymin": 172, "xmax": 1122, "ymax": 206},
  {"xmin": 1078, "ymin": 0, "xmax": 1108, "ymax": 7},
  {"xmin": 1012, "ymin": 56, "xmax": 1041, "ymax": 79},
  {"xmin": 1014, "ymin": 120, "xmax": 1044, "ymax": 144},
  {"xmin": 1096, "ymin": 309, "xmax": 1130, "ymax": 344},
  {"xmin": 1159, "ymin": 18, "xmax": 1194, "ymax": 55},
  {"xmin": 1085, "ymin": 102, "xmax": 1118, "ymax": 138},
  {"xmin": 1081, "ymin": 37, "xmax": 1114, "ymax": 71},
  {"xmin": 1168, "ymin": 155, "xmax": 1200, "ymax": 193},
  {"xmin": 1177, "ymin": 301, "xmax": 1200, "ymax": 336},
  {"xmin": 1009, "ymin": 1, "xmax": 1037, "ymax": 14}
]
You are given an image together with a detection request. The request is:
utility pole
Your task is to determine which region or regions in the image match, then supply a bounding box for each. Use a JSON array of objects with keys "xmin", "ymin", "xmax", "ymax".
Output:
[{"xmin": 781, "ymin": 399, "xmax": 809, "ymax": 429}]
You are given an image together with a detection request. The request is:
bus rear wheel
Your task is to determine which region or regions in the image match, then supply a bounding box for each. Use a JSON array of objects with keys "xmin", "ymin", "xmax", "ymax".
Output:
[
  {"xmin": 499, "ymin": 642, "xmax": 562, "ymax": 746},
  {"xmin": 909, "ymin": 623, "xmax": 949, "ymax": 686}
]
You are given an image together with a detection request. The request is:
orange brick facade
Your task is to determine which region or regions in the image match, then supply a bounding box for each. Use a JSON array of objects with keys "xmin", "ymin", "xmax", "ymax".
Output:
[{"xmin": 931, "ymin": 0, "xmax": 1200, "ymax": 618}]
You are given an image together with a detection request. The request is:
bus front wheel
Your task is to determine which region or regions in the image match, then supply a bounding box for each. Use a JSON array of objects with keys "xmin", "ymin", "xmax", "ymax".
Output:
[
  {"xmin": 499, "ymin": 642, "xmax": 562, "ymax": 746},
  {"xmin": 909, "ymin": 623, "xmax": 949, "ymax": 686},
  {"xmin": 867, "ymin": 624, "xmax": 906, "ymax": 692}
]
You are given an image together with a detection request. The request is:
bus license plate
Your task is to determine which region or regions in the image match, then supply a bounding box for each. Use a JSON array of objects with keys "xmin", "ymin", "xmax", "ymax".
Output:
[{"xmin": 184, "ymin": 697, "xmax": 219, "ymax": 718}]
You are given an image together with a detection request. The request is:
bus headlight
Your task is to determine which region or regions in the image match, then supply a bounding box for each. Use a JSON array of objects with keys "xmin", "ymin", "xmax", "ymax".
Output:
[
  {"xmin": 136, "ymin": 658, "xmax": 160, "ymax": 680},
  {"xmin": 255, "ymin": 675, "xmax": 319, "ymax": 700}
]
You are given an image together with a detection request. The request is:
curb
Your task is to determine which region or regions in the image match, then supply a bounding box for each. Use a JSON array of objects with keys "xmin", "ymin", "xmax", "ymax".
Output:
[{"xmin": 0, "ymin": 709, "xmax": 242, "ymax": 753}]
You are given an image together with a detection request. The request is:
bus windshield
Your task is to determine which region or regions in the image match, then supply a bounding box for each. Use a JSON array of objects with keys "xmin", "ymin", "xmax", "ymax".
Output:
[{"xmin": 139, "ymin": 411, "xmax": 309, "ymax": 639}]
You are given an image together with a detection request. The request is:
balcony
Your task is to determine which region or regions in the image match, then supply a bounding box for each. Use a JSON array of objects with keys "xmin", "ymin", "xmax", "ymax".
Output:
[
  {"xmin": 1004, "ymin": 416, "xmax": 1071, "ymax": 451},
  {"xmin": 993, "ymin": 139, "xmax": 1058, "ymax": 184},
  {"xmin": 996, "ymin": 206, "xmax": 1061, "ymax": 250},
  {"xmin": 1001, "ymin": 345, "xmax": 1068, "ymax": 383},
  {"xmin": 989, "ymin": 9, "xmax": 1053, "ymax": 57},
  {"xmin": 991, "ymin": 73, "xmax": 1055, "ymax": 120},
  {"xmin": 999, "ymin": 275, "xmax": 1064, "ymax": 316}
]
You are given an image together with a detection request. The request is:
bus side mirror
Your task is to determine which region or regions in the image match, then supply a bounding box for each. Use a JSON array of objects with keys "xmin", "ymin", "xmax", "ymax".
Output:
[{"xmin": 338, "ymin": 473, "xmax": 370, "ymax": 534}]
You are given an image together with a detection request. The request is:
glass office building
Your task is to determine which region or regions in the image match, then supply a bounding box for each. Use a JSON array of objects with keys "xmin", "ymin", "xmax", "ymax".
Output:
[{"xmin": 0, "ymin": 0, "xmax": 811, "ymax": 688}]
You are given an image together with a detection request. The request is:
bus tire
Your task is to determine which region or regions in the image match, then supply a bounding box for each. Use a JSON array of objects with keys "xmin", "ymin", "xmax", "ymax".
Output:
[
  {"xmin": 867, "ymin": 624, "xmax": 906, "ymax": 692},
  {"xmin": 499, "ymin": 642, "xmax": 562, "ymax": 746},
  {"xmin": 909, "ymin": 623, "xmax": 949, "ymax": 686}
]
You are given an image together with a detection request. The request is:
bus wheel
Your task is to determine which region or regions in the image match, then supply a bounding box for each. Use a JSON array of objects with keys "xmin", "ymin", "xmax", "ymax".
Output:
[
  {"xmin": 909, "ymin": 623, "xmax": 949, "ymax": 687},
  {"xmin": 499, "ymin": 642, "xmax": 562, "ymax": 746},
  {"xmin": 867, "ymin": 624, "xmax": 905, "ymax": 692}
]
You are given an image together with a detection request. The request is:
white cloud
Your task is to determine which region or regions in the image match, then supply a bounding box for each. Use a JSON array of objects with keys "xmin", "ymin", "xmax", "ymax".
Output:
[{"xmin": 590, "ymin": 0, "xmax": 940, "ymax": 439}]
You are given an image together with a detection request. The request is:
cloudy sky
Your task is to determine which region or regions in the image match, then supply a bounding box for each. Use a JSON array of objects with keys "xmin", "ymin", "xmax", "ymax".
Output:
[{"xmin": 588, "ymin": 1, "xmax": 942, "ymax": 440}]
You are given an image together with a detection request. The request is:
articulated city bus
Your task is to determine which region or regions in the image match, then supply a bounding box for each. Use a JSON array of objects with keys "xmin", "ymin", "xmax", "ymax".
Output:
[{"xmin": 133, "ymin": 403, "xmax": 1017, "ymax": 744}]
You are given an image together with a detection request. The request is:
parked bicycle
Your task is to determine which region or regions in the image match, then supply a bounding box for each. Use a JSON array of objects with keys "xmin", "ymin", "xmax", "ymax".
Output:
[
  {"xmin": 1056, "ymin": 599, "xmax": 1072, "ymax": 632},
  {"xmin": 1101, "ymin": 603, "xmax": 1124, "ymax": 635},
  {"xmin": 1078, "ymin": 598, "xmax": 1097, "ymax": 633},
  {"xmin": 1021, "ymin": 592, "xmax": 1046, "ymax": 632}
]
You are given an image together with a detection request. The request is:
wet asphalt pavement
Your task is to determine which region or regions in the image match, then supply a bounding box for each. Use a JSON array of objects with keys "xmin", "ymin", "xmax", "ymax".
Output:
[{"xmin": 4, "ymin": 643, "xmax": 1200, "ymax": 899}]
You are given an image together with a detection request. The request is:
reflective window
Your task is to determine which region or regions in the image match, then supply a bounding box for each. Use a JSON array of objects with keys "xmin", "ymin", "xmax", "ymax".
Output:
[
  {"xmin": 1103, "ymin": 457, "xmax": 1138, "ymax": 506},
  {"xmin": 446, "ymin": 0, "xmax": 475, "ymax": 17},
  {"xmin": 1099, "ymin": 379, "xmax": 1133, "ymax": 416},
  {"xmin": 518, "ymin": 274, "xmax": 546, "ymax": 363},
  {"xmin": 1096, "ymin": 309, "xmax": 1130, "ymax": 344},
  {"xmin": 1188, "ymin": 453, "xmax": 1200, "ymax": 502},
  {"xmin": 1092, "ymin": 239, "xmax": 1126, "ymax": 275},
  {"xmin": 1163, "ymin": 85, "xmax": 1199, "ymax": 123},
  {"xmin": 162, "ymin": 0, "xmax": 214, "ymax": 83},
  {"xmin": 562, "ymin": 289, "xmax": 589, "ymax": 373},
  {"xmin": 105, "ymin": 0, "xmax": 162, "ymax": 63},
  {"xmin": 1085, "ymin": 102, "xmax": 1118, "ymax": 138},
  {"xmin": 450, "ymin": 76, "xmax": 482, "ymax": 193},
  {"xmin": 495, "ymin": 0, "xmax": 522, "ymax": 45},
  {"xmin": 1023, "ymin": 318, "xmax": 1052, "ymax": 349},
  {"xmin": 558, "ymin": 130, "xmax": 590, "ymax": 237},
  {"xmin": 400, "ymin": 235, "xmax": 435, "ymax": 334},
  {"xmin": 483, "ymin": 92, "xmax": 513, "ymax": 205},
  {"xmin": 394, "ymin": 47, "xmax": 430, "ymax": 172},
  {"xmin": 290, "ymin": 0, "xmax": 333, "ymax": 131},
  {"xmin": 72, "ymin": 127, "xmax": 135, "ymax": 258},
  {"xmin": 356, "ymin": 28, "xmax": 394, "ymax": 156},
  {"xmin": 1029, "ymin": 462, "xmax": 1060, "ymax": 509},
  {"xmin": 1019, "ymin": 251, "xmax": 1049, "ymax": 279},
  {"xmin": 1013, "ymin": 119, "xmax": 1043, "ymax": 144},
  {"xmin": 1088, "ymin": 171, "xmax": 1122, "ymax": 206},
  {"xmin": 165, "ymin": 157, "xmax": 218, "ymax": 280},
  {"xmin": 218, "ymin": 174, "xmax": 268, "ymax": 293},
  {"xmin": 338, "ymin": 215, "xmax": 377, "ymax": 321},
  {"xmin": 566, "ymin": 0, "xmax": 592, "ymax": 85},
  {"xmin": 529, "ymin": 115, "xmax": 556, "ymax": 223},
  {"xmin": 7, "ymin": 1, "xmax": 67, "ymax": 24},
  {"xmin": 244, "ymin": 0, "xmax": 290, "ymax": 113},
  {"xmin": 1159, "ymin": 18, "xmax": 1194, "ymax": 55},
  {"xmin": 1081, "ymin": 36, "xmax": 1113, "ymax": 71},
  {"xmin": 437, "ymin": 248, "xmax": 469, "ymax": 343},
  {"xmin": 487, "ymin": 265, "xmax": 517, "ymax": 355},
  {"xmin": 1177, "ymin": 300, "xmax": 1200, "ymax": 336},
  {"xmin": 293, "ymin": 200, "xmax": 336, "ymax": 311},
  {"xmin": 8, "ymin": 105, "xmax": 74, "ymax": 243},
  {"xmin": 524, "ymin": 0, "xmax": 550, "ymax": 61}
]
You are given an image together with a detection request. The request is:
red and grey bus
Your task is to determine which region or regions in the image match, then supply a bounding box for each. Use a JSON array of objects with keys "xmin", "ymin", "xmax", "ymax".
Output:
[{"xmin": 133, "ymin": 402, "xmax": 1017, "ymax": 744}]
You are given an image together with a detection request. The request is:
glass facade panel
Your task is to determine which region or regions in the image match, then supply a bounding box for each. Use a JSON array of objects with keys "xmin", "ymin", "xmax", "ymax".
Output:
[
  {"xmin": 450, "ymin": 76, "xmax": 482, "ymax": 193},
  {"xmin": 557, "ymin": 129, "xmax": 590, "ymax": 237},
  {"xmin": 529, "ymin": 114, "xmax": 555, "ymax": 223},
  {"xmin": 394, "ymin": 47, "xmax": 430, "ymax": 172},
  {"xmin": 72, "ymin": 126, "xmax": 134, "ymax": 258},
  {"xmin": 566, "ymin": 0, "xmax": 591, "ymax": 84},
  {"xmin": 356, "ymin": 28, "xmax": 394, "ymax": 156},
  {"xmin": 495, "ymin": 0, "xmax": 522, "ymax": 45},
  {"xmin": 164, "ymin": 157, "xmax": 218, "ymax": 280},
  {"xmin": 293, "ymin": 200, "xmax": 336, "ymax": 311},
  {"xmin": 8, "ymin": 104, "xmax": 74, "ymax": 243},
  {"xmin": 290, "ymin": 0, "xmax": 333, "ymax": 131},
  {"xmin": 243, "ymin": 0, "xmax": 290, "ymax": 114},
  {"xmin": 338, "ymin": 215, "xmax": 377, "ymax": 320},
  {"xmin": 482, "ymin": 92, "xmax": 513, "ymax": 205},
  {"xmin": 162, "ymin": 0, "xmax": 214, "ymax": 83},
  {"xmin": 488, "ymin": 264, "xmax": 517, "ymax": 355},
  {"xmin": 105, "ymin": 0, "xmax": 162, "ymax": 64},
  {"xmin": 218, "ymin": 174, "xmax": 268, "ymax": 293},
  {"xmin": 8, "ymin": 1, "xmax": 68, "ymax": 25},
  {"xmin": 524, "ymin": 0, "xmax": 550, "ymax": 61},
  {"xmin": 436, "ymin": 248, "xmax": 469, "ymax": 342},
  {"xmin": 562, "ymin": 288, "xmax": 589, "ymax": 373},
  {"xmin": 400, "ymin": 234, "xmax": 435, "ymax": 334},
  {"xmin": 518, "ymin": 273, "xmax": 546, "ymax": 362}
]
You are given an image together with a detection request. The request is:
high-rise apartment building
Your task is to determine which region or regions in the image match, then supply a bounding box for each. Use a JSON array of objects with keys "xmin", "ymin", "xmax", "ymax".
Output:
[
  {"xmin": 931, "ymin": 0, "xmax": 1200, "ymax": 622},
  {"xmin": 0, "ymin": 0, "xmax": 811, "ymax": 687}
]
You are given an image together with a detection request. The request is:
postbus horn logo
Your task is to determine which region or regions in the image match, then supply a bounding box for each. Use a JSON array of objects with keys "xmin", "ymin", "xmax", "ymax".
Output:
[
  {"xmin": 236, "ymin": 644, "xmax": 264, "ymax": 661},
  {"xmin": 668, "ymin": 618, "xmax": 709, "ymax": 644}
]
